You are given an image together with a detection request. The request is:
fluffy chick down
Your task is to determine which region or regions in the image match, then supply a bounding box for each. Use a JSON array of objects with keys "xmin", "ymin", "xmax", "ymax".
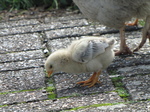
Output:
[{"xmin": 45, "ymin": 37, "xmax": 115, "ymax": 76}]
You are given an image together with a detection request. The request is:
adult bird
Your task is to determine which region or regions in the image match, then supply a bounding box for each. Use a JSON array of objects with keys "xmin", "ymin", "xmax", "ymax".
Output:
[{"xmin": 73, "ymin": 0, "xmax": 150, "ymax": 55}]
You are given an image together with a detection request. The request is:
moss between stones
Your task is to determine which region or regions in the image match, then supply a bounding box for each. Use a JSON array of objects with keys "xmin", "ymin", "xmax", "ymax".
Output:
[
  {"xmin": 63, "ymin": 102, "xmax": 127, "ymax": 111},
  {"xmin": 46, "ymin": 86, "xmax": 55, "ymax": 92},
  {"xmin": 46, "ymin": 86, "xmax": 56, "ymax": 99},
  {"xmin": 0, "ymin": 104, "xmax": 7, "ymax": 108},
  {"xmin": 111, "ymin": 76, "xmax": 130, "ymax": 101},
  {"xmin": 66, "ymin": 103, "xmax": 113, "ymax": 111},
  {"xmin": 47, "ymin": 92, "xmax": 57, "ymax": 99},
  {"xmin": 45, "ymin": 85, "xmax": 56, "ymax": 99},
  {"xmin": 108, "ymin": 70, "xmax": 118, "ymax": 75},
  {"xmin": 45, "ymin": 76, "xmax": 57, "ymax": 100},
  {"xmin": 64, "ymin": 101, "xmax": 148, "ymax": 111},
  {"xmin": 0, "ymin": 88, "xmax": 42, "ymax": 95}
]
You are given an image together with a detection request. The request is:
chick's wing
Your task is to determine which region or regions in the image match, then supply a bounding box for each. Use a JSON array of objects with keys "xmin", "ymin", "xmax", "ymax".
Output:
[{"xmin": 71, "ymin": 38, "xmax": 109, "ymax": 63}]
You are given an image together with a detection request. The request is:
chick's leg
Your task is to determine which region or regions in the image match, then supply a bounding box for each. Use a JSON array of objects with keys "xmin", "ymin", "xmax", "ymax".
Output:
[
  {"xmin": 77, "ymin": 71, "xmax": 101, "ymax": 87},
  {"xmin": 134, "ymin": 16, "xmax": 150, "ymax": 52},
  {"xmin": 115, "ymin": 26, "xmax": 132, "ymax": 55}
]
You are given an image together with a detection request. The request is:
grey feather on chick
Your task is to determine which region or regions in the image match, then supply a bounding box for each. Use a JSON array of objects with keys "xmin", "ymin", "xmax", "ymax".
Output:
[{"xmin": 71, "ymin": 38, "xmax": 114, "ymax": 63}]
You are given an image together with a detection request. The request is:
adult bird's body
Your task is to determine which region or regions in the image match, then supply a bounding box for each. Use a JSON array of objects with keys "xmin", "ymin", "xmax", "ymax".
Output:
[
  {"xmin": 73, "ymin": 0, "xmax": 150, "ymax": 55},
  {"xmin": 45, "ymin": 37, "xmax": 115, "ymax": 87}
]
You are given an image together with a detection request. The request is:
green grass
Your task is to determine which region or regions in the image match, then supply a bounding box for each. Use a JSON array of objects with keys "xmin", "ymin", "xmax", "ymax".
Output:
[
  {"xmin": 138, "ymin": 20, "xmax": 145, "ymax": 26},
  {"xmin": 0, "ymin": 0, "xmax": 74, "ymax": 11}
]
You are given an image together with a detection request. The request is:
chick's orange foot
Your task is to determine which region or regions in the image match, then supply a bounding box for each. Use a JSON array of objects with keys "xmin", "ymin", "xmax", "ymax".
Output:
[
  {"xmin": 77, "ymin": 78, "xmax": 101, "ymax": 87},
  {"xmin": 115, "ymin": 46, "xmax": 132, "ymax": 56},
  {"xmin": 77, "ymin": 71, "xmax": 101, "ymax": 87}
]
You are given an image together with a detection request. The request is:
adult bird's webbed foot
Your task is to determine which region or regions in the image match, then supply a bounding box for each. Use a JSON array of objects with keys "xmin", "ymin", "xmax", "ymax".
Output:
[
  {"xmin": 77, "ymin": 71, "xmax": 101, "ymax": 87},
  {"xmin": 116, "ymin": 26, "xmax": 133, "ymax": 56},
  {"xmin": 125, "ymin": 19, "xmax": 138, "ymax": 26},
  {"xmin": 115, "ymin": 46, "xmax": 132, "ymax": 56}
]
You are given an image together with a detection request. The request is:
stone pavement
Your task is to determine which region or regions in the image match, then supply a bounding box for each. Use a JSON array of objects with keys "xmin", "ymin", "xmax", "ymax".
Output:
[{"xmin": 0, "ymin": 10, "xmax": 150, "ymax": 112}]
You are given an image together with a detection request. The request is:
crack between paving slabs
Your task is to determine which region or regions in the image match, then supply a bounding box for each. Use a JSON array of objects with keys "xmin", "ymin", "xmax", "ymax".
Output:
[
  {"xmin": 49, "ymin": 26, "xmax": 143, "ymax": 40},
  {"xmin": 0, "ymin": 24, "xmax": 89, "ymax": 37}
]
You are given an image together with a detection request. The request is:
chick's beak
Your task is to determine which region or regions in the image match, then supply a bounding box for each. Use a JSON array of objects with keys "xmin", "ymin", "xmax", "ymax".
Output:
[{"xmin": 47, "ymin": 70, "xmax": 53, "ymax": 77}]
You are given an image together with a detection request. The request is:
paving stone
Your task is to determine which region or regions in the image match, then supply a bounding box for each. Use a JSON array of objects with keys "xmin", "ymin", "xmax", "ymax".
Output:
[
  {"xmin": 122, "ymin": 75, "xmax": 150, "ymax": 101},
  {"xmin": 47, "ymin": 36, "xmax": 113, "ymax": 52},
  {"xmin": 42, "ymin": 19, "xmax": 89, "ymax": 30},
  {"xmin": 0, "ymin": 19, "xmax": 92, "ymax": 36},
  {"xmin": 0, "ymin": 68, "xmax": 45, "ymax": 92},
  {"xmin": 0, "ymin": 92, "xmax": 124, "ymax": 112},
  {"xmin": 0, "ymin": 89, "xmax": 48, "ymax": 105},
  {"xmin": 1, "ymin": 11, "xmax": 150, "ymax": 112},
  {"xmin": 116, "ymin": 65, "xmax": 150, "ymax": 76},
  {"xmin": 31, "ymin": 19, "xmax": 89, "ymax": 34},
  {"xmin": 0, "ymin": 50, "xmax": 44, "ymax": 63},
  {"xmin": 109, "ymin": 54, "xmax": 150, "ymax": 70},
  {"xmin": 71, "ymin": 101, "xmax": 150, "ymax": 112},
  {"xmin": 47, "ymin": 36, "xmax": 82, "ymax": 52},
  {"xmin": 0, "ymin": 33, "xmax": 42, "ymax": 53},
  {"xmin": 45, "ymin": 25, "xmax": 106, "ymax": 39},
  {"xmin": 54, "ymin": 71, "xmax": 114, "ymax": 97},
  {"xmin": 104, "ymin": 31, "xmax": 150, "ymax": 53},
  {"xmin": 107, "ymin": 32, "xmax": 150, "ymax": 70},
  {"xmin": 0, "ymin": 19, "xmax": 40, "ymax": 29},
  {"xmin": 0, "ymin": 58, "xmax": 44, "ymax": 72},
  {"xmin": 47, "ymin": 31, "xmax": 150, "ymax": 56},
  {"xmin": 44, "ymin": 13, "xmax": 84, "ymax": 23}
]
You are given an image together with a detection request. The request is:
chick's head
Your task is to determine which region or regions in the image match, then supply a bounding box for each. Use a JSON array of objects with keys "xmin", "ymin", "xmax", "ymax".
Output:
[{"xmin": 45, "ymin": 49, "xmax": 69, "ymax": 77}]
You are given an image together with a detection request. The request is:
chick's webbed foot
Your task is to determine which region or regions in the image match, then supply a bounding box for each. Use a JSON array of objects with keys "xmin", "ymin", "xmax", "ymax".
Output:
[{"xmin": 77, "ymin": 71, "xmax": 101, "ymax": 87}]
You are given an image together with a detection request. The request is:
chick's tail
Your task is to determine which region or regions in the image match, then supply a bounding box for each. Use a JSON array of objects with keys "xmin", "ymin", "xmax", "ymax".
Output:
[{"xmin": 108, "ymin": 38, "xmax": 115, "ymax": 46}]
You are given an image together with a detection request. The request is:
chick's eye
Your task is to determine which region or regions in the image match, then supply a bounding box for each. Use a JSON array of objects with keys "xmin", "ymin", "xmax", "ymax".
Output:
[{"xmin": 49, "ymin": 65, "xmax": 53, "ymax": 69}]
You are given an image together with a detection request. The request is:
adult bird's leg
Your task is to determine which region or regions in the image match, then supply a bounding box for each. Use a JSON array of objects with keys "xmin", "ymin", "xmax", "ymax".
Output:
[
  {"xmin": 77, "ymin": 71, "xmax": 101, "ymax": 87},
  {"xmin": 126, "ymin": 19, "xmax": 138, "ymax": 26},
  {"xmin": 115, "ymin": 26, "xmax": 132, "ymax": 55},
  {"xmin": 134, "ymin": 16, "xmax": 150, "ymax": 52}
]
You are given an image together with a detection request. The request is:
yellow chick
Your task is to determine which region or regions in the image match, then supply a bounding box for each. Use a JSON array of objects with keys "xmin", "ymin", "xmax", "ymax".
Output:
[{"xmin": 45, "ymin": 37, "xmax": 115, "ymax": 87}]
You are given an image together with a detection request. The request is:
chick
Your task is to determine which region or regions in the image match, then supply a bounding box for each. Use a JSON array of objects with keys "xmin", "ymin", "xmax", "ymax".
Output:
[
  {"xmin": 73, "ymin": 0, "xmax": 150, "ymax": 55},
  {"xmin": 45, "ymin": 37, "xmax": 115, "ymax": 87}
]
